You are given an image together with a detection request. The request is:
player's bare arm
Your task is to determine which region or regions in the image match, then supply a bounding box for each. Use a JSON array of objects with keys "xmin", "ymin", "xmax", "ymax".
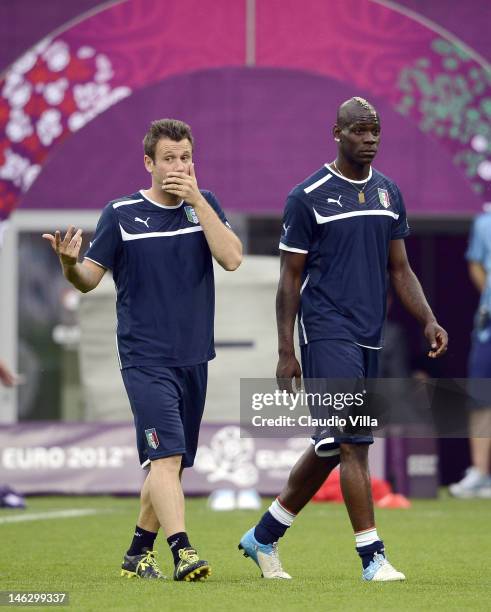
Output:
[
  {"xmin": 42, "ymin": 225, "xmax": 106, "ymax": 293},
  {"xmin": 162, "ymin": 163, "xmax": 242, "ymax": 271},
  {"xmin": 0, "ymin": 360, "xmax": 17, "ymax": 387},
  {"xmin": 388, "ymin": 239, "xmax": 448, "ymax": 358},
  {"xmin": 468, "ymin": 261, "xmax": 486, "ymax": 293},
  {"xmin": 276, "ymin": 251, "xmax": 306, "ymax": 390}
]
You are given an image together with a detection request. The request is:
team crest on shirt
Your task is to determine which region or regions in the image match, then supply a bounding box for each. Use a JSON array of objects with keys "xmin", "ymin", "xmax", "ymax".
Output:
[
  {"xmin": 145, "ymin": 428, "xmax": 160, "ymax": 450},
  {"xmin": 378, "ymin": 188, "xmax": 391, "ymax": 208},
  {"xmin": 184, "ymin": 206, "xmax": 199, "ymax": 224}
]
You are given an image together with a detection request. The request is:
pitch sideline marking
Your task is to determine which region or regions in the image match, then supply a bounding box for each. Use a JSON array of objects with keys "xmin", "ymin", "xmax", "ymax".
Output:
[{"xmin": 0, "ymin": 508, "xmax": 111, "ymax": 524}]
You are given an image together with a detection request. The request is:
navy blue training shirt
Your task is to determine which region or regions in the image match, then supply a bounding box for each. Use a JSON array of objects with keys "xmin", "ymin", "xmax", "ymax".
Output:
[
  {"xmin": 85, "ymin": 189, "xmax": 229, "ymax": 368},
  {"xmin": 279, "ymin": 164, "xmax": 410, "ymax": 349}
]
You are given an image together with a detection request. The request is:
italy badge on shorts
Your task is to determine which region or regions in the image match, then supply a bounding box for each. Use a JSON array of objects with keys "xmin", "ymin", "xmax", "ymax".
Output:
[
  {"xmin": 184, "ymin": 206, "xmax": 199, "ymax": 224},
  {"xmin": 145, "ymin": 428, "xmax": 160, "ymax": 449},
  {"xmin": 378, "ymin": 188, "xmax": 391, "ymax": 208}
]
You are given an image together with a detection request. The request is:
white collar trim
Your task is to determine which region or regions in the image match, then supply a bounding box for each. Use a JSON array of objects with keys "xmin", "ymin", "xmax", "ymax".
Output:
[
  {"xmin": 324, "ymin": 163, "xmax": 373, "ymax": 185},
  {"xmin": 139, "ymin": 190, "xmax": 184, "ymax": 209}
]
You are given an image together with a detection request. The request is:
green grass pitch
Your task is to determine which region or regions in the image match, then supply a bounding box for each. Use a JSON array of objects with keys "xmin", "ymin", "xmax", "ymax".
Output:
[{"xmin": 1, "ymin": 494, "xmax": 490, "ymax": 611}]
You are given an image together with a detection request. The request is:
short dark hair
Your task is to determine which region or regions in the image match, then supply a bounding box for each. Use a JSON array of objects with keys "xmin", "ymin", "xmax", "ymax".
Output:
[
  {"xmin": 336, "ymin": 97, "xmax": 378, "ymax": 128},
  {"xmin": 143, "ymin": 119, "xmax": 194, "ymax": 160}
]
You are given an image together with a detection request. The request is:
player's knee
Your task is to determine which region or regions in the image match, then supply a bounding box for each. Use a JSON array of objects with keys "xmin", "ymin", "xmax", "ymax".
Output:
[
  {"xmin": 150, "ymin": 454, "xmax": 182, "ymax": 473},
  {"xmin": 340, "ymin": 443, "xmax": 369, "ymax": 464}
]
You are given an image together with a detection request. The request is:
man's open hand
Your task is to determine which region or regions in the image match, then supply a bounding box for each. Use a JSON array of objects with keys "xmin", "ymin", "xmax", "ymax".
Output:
[{"xmin": 42, "ymin": 226, "xmax": 83, "ymax": 267}]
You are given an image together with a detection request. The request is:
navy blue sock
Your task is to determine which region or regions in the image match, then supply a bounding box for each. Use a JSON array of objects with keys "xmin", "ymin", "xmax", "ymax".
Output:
[
  {"xmin": 167, "ymin": 532, "xmax": 191, "ymax": 566},
  {"xmin": 356, "ymin": 540, "xmax": 385, "ymax": 569},
  {"xmin": 254, "ymin": 510, "xmax": 289, "ymax": 545},
  {"xmin": 127, "ymin": 525, "xmax": 157, "ymax": 556}
]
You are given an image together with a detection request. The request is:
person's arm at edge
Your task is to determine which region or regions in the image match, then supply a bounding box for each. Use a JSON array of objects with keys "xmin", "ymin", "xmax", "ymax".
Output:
[
  {"xmin": 42, "ymin": 226, "xmax": 106, "ymax": 293},
  {"xmin": 0, "ymin": 359, "xmax": 17, "ymax": 387},
  {"xmin": 276, "ymin": 251, "xmax": 306, "ymax": 389},
  {"xmin": 469, "ymin": 261, "xmax": 486, "ymax": 294},
  {"xmin": 388, "ymin": 239, "xmax": 448, "ymax": 358}
]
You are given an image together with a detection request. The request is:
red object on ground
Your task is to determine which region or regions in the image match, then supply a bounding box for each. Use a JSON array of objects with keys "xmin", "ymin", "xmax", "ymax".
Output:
[
  {"xmin": 312, "ymin": 469, "xmax": 411, "ymax": 508},
  {"xmin": 376, "ymin": 493, "xmax": 412, "ymax": 509},
  {"xmin": 312, "ymin": 469, "xmax": 344, "ymax": 503}
]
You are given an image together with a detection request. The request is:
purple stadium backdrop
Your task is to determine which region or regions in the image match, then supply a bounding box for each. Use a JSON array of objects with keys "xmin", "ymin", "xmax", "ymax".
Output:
[
  {"xmin": 0, "ymin": 422, "xmax": 437, "ymax": 497},
  {"xmin": 1, "ymin": 0, "xmax": 491, "ymax": 220}
]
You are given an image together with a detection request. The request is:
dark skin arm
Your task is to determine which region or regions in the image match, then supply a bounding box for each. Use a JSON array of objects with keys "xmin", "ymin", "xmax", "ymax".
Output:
[
  {"xmin": 276, "ymin": 251, "xmax": 307, "ymax": 390},
  {"xmin": 388, "ymin": 239, "xmax": 448, "ymax": 358}
]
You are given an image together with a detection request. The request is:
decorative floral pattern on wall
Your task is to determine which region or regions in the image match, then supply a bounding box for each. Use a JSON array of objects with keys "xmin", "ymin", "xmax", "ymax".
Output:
[
  {"xmin": 396, "ymin": 38, "xmax": 491, "ymax": 196},
  {"xmin": 0, "ymin": 36, "xmax": 131, "ymax": 219},
  {"xmin": 1, "ymin": 0, "xmax": 490, "ymax": 220}
]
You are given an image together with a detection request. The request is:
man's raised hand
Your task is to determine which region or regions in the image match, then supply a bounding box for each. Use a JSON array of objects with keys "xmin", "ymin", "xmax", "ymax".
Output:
[
  {"xmin": 42, "ymin": 226, "xmax": 83, "ymax": 267},
  {"xmin": 162, "ymin": 162, "xmax": 201, "ymax": 207}
]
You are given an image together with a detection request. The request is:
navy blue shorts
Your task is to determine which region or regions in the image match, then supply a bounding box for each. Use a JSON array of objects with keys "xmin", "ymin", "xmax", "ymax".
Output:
[
  {"xmin": 121, "ymin": 363, "xmax": 207, "ymax": 469},
  {"xmin": 300, "ymin": 339, "xmax": 379, "ymax": 456}
]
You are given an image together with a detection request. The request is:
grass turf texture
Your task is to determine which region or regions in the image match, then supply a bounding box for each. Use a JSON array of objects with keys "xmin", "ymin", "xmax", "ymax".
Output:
[{"xmin": 1, "ymin": 494, "xmax": 489, "ymax": 611}]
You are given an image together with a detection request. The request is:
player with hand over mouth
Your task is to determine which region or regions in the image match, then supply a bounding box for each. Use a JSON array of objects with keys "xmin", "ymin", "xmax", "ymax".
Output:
[{"xmin": 44, "ymin": 119, "xmax": 242, "ymax": 582}]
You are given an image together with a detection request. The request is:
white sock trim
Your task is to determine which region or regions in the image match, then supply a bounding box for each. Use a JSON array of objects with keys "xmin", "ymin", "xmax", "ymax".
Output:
[
  {"xmin": 268, "ymin": 498, "xmax": 296, "ymax": 527},
  {"xmin": 355, "ymin": 527, "xmax": 380, "ymax": 547}
]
